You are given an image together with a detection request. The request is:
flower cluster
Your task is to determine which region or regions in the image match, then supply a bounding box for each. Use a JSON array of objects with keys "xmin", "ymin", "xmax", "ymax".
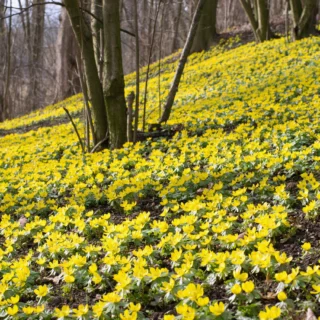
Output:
[{"xmin": 0, "ymin": 36, "xmax": 320, "ymax": 319}]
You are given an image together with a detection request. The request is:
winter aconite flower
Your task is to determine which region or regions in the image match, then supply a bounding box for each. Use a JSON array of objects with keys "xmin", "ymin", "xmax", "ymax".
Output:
[
  {"xmin": 209, "ymin": 302, "xmax": 225, "ymax": 316},
  {"xmin": 242, "ymin": 281, "xmax": 255, "ymax": 293},
  {"xmin": 259, "ymin": 306, "xmax": 281, "ymax": 320},
  {"xmin": 302, "ymin": 242, "xmax": 311, "ymax": 251},
  {"xmin": 34, "ymin": 285, "xmax": 49, "ymax": 298},
  {"xmin": 231, "ymin": 283, "xmax": 242, "ymax": 295},
  {"xmin": 277, "ymin": 291, "xmax": 287, "ymax": 301}
]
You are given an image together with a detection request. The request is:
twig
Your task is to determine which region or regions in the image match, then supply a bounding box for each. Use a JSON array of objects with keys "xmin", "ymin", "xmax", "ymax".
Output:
[
  {"xmin": 63, "ymin": 107, "xmax": 85, "ymax": 154},
  {"xmin": 91, "ymin": 132, "xmax": 109, "ymax": 153},
  {"xmin": 2, "ymin": 1, "xmax": 136, "ymax": 37},
  {"xmin": 127, "ymin": 91, "xmax": 135, "ymax": 142},
  {"xmin": 142, "ymin": 0, "xmax": 162, "ymax": 132},
  {"xmin": 133, "ymin": 0, "xmax": 140, "ymax": 143}
]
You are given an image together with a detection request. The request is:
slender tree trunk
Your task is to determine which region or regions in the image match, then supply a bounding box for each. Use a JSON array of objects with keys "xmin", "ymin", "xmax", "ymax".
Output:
[
  {"xmin": 30, "ymin": 0, "xmax": 45, "ymax": 111},
  {"xmin": 55, "ymin": 9, "xmax": 80, "ymax": 102},
  {"xmin": 64, "ymin": 0, "xmax": 108, "ymax": 143},
  {"xmin": 91, "ymin": 0, "xmax": 103, "ymax": 76},
  {"xmin": 239, "ymin": 0, "xmax": 259, "ymax": 41},
  {"xmin": 160, "ymin": 0, "xmax": 207, "ymax": 123},
  {"xmin": 171, "ymin": 0, "xmax": 183, "ymax": 52},
  {"xmin": 2, "ymin": 0, "xmax": 11, "ymax": 120},
  {"xmin": 102, "ymin": 0, "xmax": 127, "ymax": 149},
  {"xmin": 0, "ymin": 0, "xmax": 6, "ymax": 121},
  {"xmin": 133, "ymin": 0, "xmax": 140, "ymax": 143},
  {"xmin": 142, "ymin": 0, "xmax": 162, "ymax": 131},
  {"xmin": 191, "ymin": 0, "xmax": 218, "ymax": 53}
]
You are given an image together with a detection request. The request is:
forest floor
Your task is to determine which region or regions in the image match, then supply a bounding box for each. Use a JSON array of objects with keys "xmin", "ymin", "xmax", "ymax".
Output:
[{"xmin": 0, "ymin": 34, "xmax": 320, "ymax": 320}]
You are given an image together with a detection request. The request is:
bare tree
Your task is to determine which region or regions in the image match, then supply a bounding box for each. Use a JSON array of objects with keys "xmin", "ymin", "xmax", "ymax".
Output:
[
  {"xmin": 64, "ymin": 0, "xmax": 108, "ymax": 143},
  {"xmin": 160, "ymin": 0, "xmax": 207, "ymax": 123}
]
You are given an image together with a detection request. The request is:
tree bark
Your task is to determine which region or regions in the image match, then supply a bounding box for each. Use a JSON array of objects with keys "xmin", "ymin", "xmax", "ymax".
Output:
[
  {"xmin": 55, "ymin": 9, "xmax": 80, "ymax": 102},
  {"xmin": 191, "ymin": 0, "xmax": 218, "ymax": 53},
  {"xmin": 63, "ymin": 0, "xmax": 108, "ymax": 143},
  {"xmin": 171, "ymin": 0, "xmax": 183, "ymax": 52},
  {"xmin": 30, "ymin": 0, "xmax": 45, "ymax": 111},
  {"xmin": 133, "ymin": 0, "xmax": 140, "ymax": 143},
  {"xmin": 0, "ymin": 0, "xmax": 6, "ymax": 121},
  {"xmin": 91, "ymin": 0, "xmax": 103, "ymax": 76},
  {"xmin": 160, "ymin": 0, "xmax": 207, "ymax": 123},
  {"xmin": 102, "ymin": 0, "xmax": 127, "ymax": 149},
  {"xmin": 290, "ymin": 0, "xmax": 317, "ymax": 40},
  {"xmin": 2, "ymin": 0, "xmax": 11, "ymax": 121},
  {"xmin": 239, "ymin": 0, "xmax": 271, "ymax": 42}
]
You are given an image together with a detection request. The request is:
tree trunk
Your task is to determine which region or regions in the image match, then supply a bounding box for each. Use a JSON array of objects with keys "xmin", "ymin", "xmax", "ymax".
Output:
[
  {"xmin": 160, "ymin": 0, "xmax": 207, "ymax": 123},
  {"xmin": 239, "ymin": 0, "xmax": 259, "ymax": 41},
  {"xmin": 133, "ymin": 0, "xmax": 140, "ymax": 143},
  {"xmin": 63, "ymin": 0, "xmax": 108, "ymax": 143},
  {"xmin": 30, "ymin": 0, "xmax": 45, "ymax": 111},
  {"xmin": 191, "ymin": 0, "xmax": 218, "ymax": 53},
  {"xmin": 102, "ymin": 0, "xmax": 127, "ymax": 149},
  {"xmin": 290, "ymin": 0, "xmax": 317, "ymax": 40},
  {"xmin": 0, "ymin": 0, "xmax": 6, "ymax": 121},
  {"xmin": 257, "ymin": 0, "xmax": 269, "ymax": 41},
  {"xmin": 1, "ymin": 0, "xmax": 11, "ymax": 121},
  {"xmin": 55, "ymin": 9, "xmax": 80, "ymax": 102},
  {"xmin": 239, "ymin": 0, "xmax": 271, "ymax": 42},
  {"xmin": 171, "ymin": 0, "xmax": 183, "ymax": 52},
  {"xmin": 91, "ymin": 0, "xmax": 103, "ymax": 76}
]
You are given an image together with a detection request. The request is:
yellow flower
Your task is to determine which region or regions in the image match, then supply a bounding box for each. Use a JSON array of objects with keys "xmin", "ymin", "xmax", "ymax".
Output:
[
  {"xmin": 64, "ymin": 274, "xmax": 75, "ymax": 283},
  {"xmin": 89, "ymin": 263, "xmax": 98, "ymax": 274},
  {"xmin": 233, "ymin": 268, "xmax": 248, "ymax": 282},
  {"xmin": 7, "ymin": 295, "xmax": 19, "ymax": 304},
  {"xmin": 176, "ymin": 283, "xmax": 204, "ymax": 301},
  {"xmin": 161, "ymin": 278, "xmax": 175, "ymax": 293},
  {"xmin": 73, "ymin": 304, "xmax": 89, "ymax": 317},
  {"xmin": 92, "ymin": 302, "xmax": 104, "ymax": 317},
  {"xmin": 277, "ymin": 291, "xmax": 287, "ymax": 301},
  {"xmin": 209, "ymin": 302, "xmax": 225, "ymax": 316},
  {"xmin": 311, "ymin": 284, "xmax": 320, "ymax": 294},
  {"xmin": 231, "ymin": 283, "xmax": 242, "ymax": 295},
  {"xmin": 120, "ymin": 310, "xmax": 137, "ymax": 320},
  {"xmin": 54, "ymin": 305, "xmax": 70, "ymax": 318},
  {"xmin": 302, "ymin": 242, "xmax": 311, "ymax": 251},
  {"xmin": 92, "ymin": 272, "xmax": 102, "ymax": 284},
  {"xmin": 129, "ymin": 303, "xmax": 141, "ymax": 312},
  {"xmin": 275, "ymin": 271, "xmax": 287, "ymax": 282},
  {"xmin": 34, "ymin": 305, "xmax": 45, "ymax": 313},
  {"xmin": 242, "ymin": 281, "xmax": 255, "ymax": 293},
  {"xmin": 37, "ymin": 257, "xmax": 46, "ymax": 265},
  {"xmin": 164, "ymin": 316, "xmax": 175, "ymax": 320},
  {"xmin": 7, "ymin": 305, "xmax": 19, "ymax": 316},
  {"xmin": 259, "ymin": 306, "xmax": 281, "ymax": 320},
  {"xmin": 176, "ymin": 304, "xmax": 196, "ymax": 318},
  {"xmin": 196, "ymin": 296, "xmax": 209, "ymax": 307},
  {"xmin": 22, "ymin": 306, "xmax": 34, "ymax": 315},
  {"xmin": 102, "ymin": 292, "xmax": 122, "ymax": 303},
  {"xmin": 34, "ymin": 285, "xmax": 49, "ymax": 297}
]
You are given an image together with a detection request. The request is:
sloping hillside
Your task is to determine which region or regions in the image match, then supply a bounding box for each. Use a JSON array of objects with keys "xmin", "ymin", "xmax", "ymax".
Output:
[{"xmin": 1, "ymin": 37, "xmax": 320, "ymax": 319}]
